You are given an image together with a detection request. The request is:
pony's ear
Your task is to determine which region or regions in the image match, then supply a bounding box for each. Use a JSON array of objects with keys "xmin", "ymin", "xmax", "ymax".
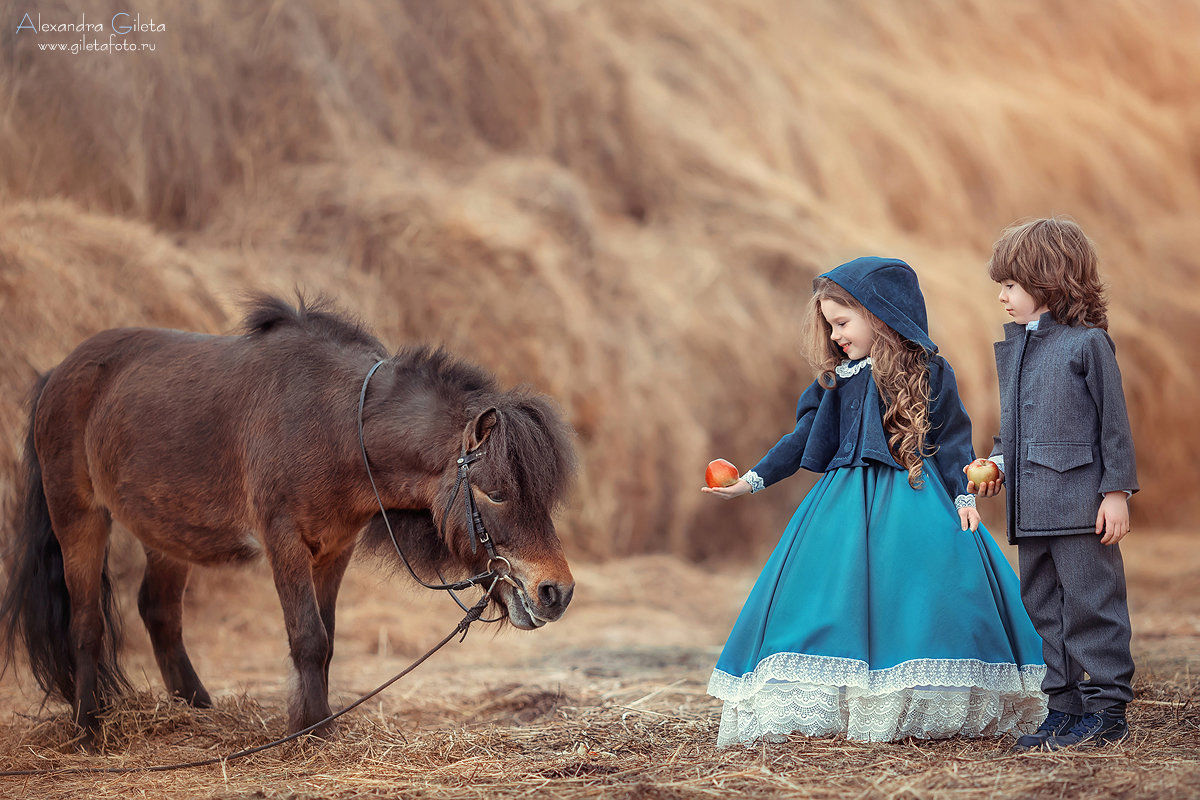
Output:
[{"xmin": 465, "ymin": 407, "xmax": 498, "ymax": 452}]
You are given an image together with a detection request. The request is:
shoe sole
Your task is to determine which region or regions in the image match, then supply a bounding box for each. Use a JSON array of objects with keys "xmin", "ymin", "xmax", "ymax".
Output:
[
  {"xmin": 1043, "ymin": 731, "xmax": 1129, "ymax": 751},
  {"xmin": 1074, "ymin": 733, "xmax": 1130, "ymax": 749},
  {"xmin": 1011, "ymin": 726, "xmax": 1076, "ymax": 753}
]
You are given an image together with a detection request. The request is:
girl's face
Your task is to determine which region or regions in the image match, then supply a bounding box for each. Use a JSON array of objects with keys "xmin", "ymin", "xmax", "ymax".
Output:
[
  {"xmin": 997, "ymin": 280, "xmax": 1049, "ymax": 324},
  {"xmin": 820, "ymin": 298, "xmax": 876, "ymax": 361}
]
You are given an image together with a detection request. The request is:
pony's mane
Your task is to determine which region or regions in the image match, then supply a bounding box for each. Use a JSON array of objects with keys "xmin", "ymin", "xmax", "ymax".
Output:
[
  {"xmin": 393, "ymin": 345, "xmax": 577, "ymax": 511},
  {"xmin": 489, "ymin": 389, "xmax": 578, "ymax": 513},
  {"xmin": 241, "ymin": 294, "xmax": 384, "ymax": 352},
  {"xmin": 392, "ymin": 345, "xmax": 498, "ymax": 397}
]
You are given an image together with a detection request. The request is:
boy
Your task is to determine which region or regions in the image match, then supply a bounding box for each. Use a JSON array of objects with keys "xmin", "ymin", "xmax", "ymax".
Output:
[{"xmin": 969, "ymin": 218, "xmax": 1138, "ymax": 751}]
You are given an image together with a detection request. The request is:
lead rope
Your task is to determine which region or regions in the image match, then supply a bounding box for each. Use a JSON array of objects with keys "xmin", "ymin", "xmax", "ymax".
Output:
[{"xmin": 0, "ymin": 591, "xmax": 493, "ymax": 778}]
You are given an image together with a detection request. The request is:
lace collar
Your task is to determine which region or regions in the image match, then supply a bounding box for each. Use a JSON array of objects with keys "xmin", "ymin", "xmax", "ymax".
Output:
[{"xmin": 835, "ymin": 357, "xmax": 872, "ymax": 378}]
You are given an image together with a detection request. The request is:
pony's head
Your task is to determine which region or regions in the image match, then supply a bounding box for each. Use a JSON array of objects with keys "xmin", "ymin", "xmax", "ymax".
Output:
[
  {"xmin": 362, "ymin": 347, "xmax": 578, "ymax": 629},
  {"xmin": 432, "ymin": 390, "xmax": 577, "ymax": 628}
]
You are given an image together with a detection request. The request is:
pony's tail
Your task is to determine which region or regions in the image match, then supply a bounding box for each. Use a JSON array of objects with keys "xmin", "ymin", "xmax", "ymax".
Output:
[{"xmin": 0, "ymin": 370, "xmax": 129, "ymax": 704}]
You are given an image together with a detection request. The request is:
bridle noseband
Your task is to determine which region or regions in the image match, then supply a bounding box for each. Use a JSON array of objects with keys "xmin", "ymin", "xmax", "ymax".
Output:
[{"xmin": 357, "ymin": 359, "xmax": 515, "ymax": 613}]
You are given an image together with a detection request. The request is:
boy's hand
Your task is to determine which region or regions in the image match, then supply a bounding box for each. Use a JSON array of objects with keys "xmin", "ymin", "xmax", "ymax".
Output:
[
  {"xmin": 701, "ymin": 478, "xmax": 752, "ymax": 500},
  {"xmin": 963, "ymin": 463, "xmax": 1005, "ymax": 498},
  {"xmin": 1096, "ymin": 491, "xmax": 1131, "ymax": 545},
  {"xmin": 958, "ymin": 506, "xmax": 981, "ymax": 532}
]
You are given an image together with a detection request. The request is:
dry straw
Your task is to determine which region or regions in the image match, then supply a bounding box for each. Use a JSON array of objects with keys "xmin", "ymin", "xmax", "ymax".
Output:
[
  {"xmin": 0, "ymin": 539, "xmax": 1196, "ymax": 799},
  {"xmin": 0, "ymin": 669, "xmax": 1195, "ymax": 799}
]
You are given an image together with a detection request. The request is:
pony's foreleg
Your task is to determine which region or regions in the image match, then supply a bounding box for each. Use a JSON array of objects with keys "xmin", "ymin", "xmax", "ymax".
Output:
[
  {"xmin": 313, "ymin": 546, "xmax": 355, "ymax": 692},
  {"xmin": 266, "ymin": 539, "xmax": 334, "ymax": 736},
  {"xmin": 138, "ymin": 549, "xmax": 211, "ymax": 708}
]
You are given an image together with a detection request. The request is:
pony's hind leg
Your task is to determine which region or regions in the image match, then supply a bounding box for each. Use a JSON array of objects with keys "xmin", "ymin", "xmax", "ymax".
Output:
[
  {"xmin": 313, "ymin": 546, "xmax": 355, "ymax": 692},
  {"xmin": 138, "ymin": 549, "xmax": 212, "ymax": 708},
  {"xmin": 49, "ymin": 503, "xmax": 128, "ymax": 747}
]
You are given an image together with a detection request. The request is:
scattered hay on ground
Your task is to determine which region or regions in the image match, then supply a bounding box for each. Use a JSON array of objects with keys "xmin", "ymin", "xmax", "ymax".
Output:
[{"xmin": 1, "ymin": 665, "xmax": 1196, "ymax": 800}]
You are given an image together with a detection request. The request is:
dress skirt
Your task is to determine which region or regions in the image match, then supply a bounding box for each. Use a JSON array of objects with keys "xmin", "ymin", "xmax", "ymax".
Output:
[{"xmin": 708, "ymin": 462, "xmax": 1047, "ymax": 746}]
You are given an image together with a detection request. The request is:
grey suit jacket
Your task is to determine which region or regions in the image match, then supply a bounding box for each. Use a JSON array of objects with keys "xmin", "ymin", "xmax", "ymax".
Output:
[{"xmin": 990, "ymin": 313, "xmax": 1138, "ymax": 544}]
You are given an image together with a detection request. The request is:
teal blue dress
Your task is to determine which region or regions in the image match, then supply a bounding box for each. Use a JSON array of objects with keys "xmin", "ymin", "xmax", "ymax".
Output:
[{"xmin": 708, "ymin": 460, "xmax": 1047, "ymax": 745}]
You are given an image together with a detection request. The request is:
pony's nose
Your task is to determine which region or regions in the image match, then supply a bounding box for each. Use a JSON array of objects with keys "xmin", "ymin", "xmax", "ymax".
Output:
[{"xmin": 537, "ymin": 580, "xmax": 574, "ymax": 618}]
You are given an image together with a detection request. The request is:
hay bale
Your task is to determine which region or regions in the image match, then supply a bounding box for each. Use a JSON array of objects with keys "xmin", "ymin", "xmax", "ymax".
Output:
[{"xmin": 2, "ymin": 0, "xmax": 1199, "ymax": 560}]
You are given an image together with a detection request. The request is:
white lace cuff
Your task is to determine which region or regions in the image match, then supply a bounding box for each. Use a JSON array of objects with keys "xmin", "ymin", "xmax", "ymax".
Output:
[
  {"xmin": 954, "ymin": 494, "xmax": 976, "ymax": 509},
  {"xmin": 743, "ymin": 470, "xmax": 764, "ymax": 494}
]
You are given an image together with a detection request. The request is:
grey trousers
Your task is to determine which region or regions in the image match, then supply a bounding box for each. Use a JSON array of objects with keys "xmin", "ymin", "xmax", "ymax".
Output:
[{"xmin": 1017, "ymin": 534, "xmax": 1134, "ymax": 715}]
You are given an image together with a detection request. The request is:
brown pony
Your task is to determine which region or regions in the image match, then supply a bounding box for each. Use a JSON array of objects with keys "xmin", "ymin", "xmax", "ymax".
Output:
[{"xmin": 0, "ymin": 296, "xmax": 576, "ymax": 747}]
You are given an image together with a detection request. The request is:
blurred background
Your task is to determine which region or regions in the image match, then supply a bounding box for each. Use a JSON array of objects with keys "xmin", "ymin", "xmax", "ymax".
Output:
[{"xmin": 2, "ymin": 0, "xmax": 1198, "ymax": 564}]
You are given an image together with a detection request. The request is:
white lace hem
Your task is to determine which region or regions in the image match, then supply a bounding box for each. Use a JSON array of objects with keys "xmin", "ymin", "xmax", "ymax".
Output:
[
  {"xmin": 743, "ymin": 470, "xmax": 765, "ymax": 493},
  {"xmin": 708, "ymin": 652, "xmax": 1047, "ymax": 746}
]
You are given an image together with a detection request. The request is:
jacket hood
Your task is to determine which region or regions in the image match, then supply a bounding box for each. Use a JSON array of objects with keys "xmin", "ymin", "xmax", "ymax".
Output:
[{"xmin": 817, "ymin": 256, "xmax": 937, "ymax": 353}]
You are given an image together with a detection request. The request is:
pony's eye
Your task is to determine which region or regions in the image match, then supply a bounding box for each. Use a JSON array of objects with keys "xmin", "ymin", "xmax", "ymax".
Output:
[{"xmin": 487, "ymin": 491, "xmax": 506, "ymax": 504}]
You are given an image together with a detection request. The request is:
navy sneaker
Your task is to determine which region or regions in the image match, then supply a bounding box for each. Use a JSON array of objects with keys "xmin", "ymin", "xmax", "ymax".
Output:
[
  {"xmin": 1045, "ymin": 707, "xmax": 1129, "ymax": 750},
  {"xmin": 1011, "ymin": 710, "xmax": 1082, "ymax": 752}
]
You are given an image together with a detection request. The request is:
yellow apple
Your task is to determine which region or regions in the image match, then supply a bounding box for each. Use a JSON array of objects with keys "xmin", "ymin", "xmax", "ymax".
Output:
[{"xmin": 966, "ymin": 458, "xmax": 1000, "ymax": 486}]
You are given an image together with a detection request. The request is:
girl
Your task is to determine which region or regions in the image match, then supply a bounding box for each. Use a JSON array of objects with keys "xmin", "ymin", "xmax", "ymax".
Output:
[
  {"xmin": 972, "ymin": 218, "xmax": 1137, "ymax": 751},
  {"xmin": 703, "ymin": 256, "xmax": 1046, "ymax": 746}
]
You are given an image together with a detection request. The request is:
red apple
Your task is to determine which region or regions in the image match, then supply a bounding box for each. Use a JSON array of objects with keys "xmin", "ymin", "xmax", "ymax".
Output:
[
  {"xmin": 966, "ymin": 458, "xmax": 1000, "ymax": 487},
  {"xmin": 705, "ymin": 458, "xmax": 740, "ymax": 488}
]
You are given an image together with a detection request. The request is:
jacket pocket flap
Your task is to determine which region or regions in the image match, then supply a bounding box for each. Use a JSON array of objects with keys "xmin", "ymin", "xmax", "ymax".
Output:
[{"xmin": 1027, "ymin": 442, "xmax": 1094, "ymax": 473}]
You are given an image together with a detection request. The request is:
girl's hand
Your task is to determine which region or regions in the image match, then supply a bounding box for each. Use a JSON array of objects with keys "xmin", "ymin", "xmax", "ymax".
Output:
[
  {"xmin": 958, "ymin": 506, "xmax": 981, "ymax": 532},
  {"xmin": 963, "ymin": 463, "xmax": 1005, "ymax": 498},
  {"xmin": 1096, "ymin": 491, "xmax": 1131, "ymax": 545},
  {"xmin": 701, "ymin": 479, "xmax": 752, "ymax": 500}
]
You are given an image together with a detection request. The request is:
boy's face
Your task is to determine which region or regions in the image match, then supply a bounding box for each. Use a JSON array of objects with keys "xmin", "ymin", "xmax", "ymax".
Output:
[
  {"xmin": 820, "ymin": 298, "xmax": 876, "ymax": 361},
  {"xmin": 997, "ymin": 281, "xmax": 1049, "ymax": 325}
]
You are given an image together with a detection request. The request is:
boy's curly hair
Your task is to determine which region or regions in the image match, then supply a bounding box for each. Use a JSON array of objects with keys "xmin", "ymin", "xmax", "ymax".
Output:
[
  {"xmin": 806, "ymin": 278, "xmax": 933, "ymax": 488},
  {"xmin": 987, "ymin": 217, "xmax": 1108, "ymax": 329}
]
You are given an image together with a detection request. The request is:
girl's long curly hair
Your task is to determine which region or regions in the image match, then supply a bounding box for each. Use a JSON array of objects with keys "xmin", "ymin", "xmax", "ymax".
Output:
[
  {"xmin": 806, "ymin": 277, "xmax": 934, "ymax": 488},
  {"xmin": 987, "ymin": 217, "xmax": 1108, "ymax": 329}
]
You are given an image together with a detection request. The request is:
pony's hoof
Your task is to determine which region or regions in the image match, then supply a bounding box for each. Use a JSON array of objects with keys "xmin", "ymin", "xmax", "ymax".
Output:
[{"xmin": 68, "ymin": 728, "xmax": 101, "ymax": 754}]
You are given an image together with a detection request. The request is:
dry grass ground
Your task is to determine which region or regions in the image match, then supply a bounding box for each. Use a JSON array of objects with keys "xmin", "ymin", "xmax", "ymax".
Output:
[{"xmin": 1, "ymin": 531, "xmax": 1196, "ymax": 799}]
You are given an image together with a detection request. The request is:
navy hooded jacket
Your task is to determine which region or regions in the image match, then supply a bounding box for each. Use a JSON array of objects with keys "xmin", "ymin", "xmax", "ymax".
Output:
[{"xmin": 745, "ymin": 257, "xmax": 975, "ymax": 502}]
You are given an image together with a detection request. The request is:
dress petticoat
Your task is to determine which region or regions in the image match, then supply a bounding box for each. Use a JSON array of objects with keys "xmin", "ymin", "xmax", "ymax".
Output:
[{"xmin": 708, "ymin": 462, "xmax": 1047, "ymax": 746}]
